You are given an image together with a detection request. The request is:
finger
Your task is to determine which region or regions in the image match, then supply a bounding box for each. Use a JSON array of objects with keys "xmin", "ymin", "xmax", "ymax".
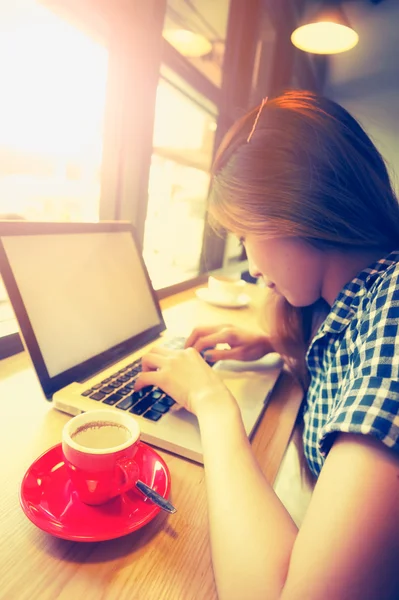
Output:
[
  {"xmin": 148, "ymin": 345, "xmax": 174, "ymax": 356},
  {"xmin": 193, "ymin": 330, "xmax": 237, "ymax": 353},
  {"xmin": 204, "ymin": 346, "xmax": 246, "ymax": 362},
  {"xmin": 184, "ymin": 324, "xmax": 232, "ymax": 348},
  {"xmin": 140, "ymin": 352, "xmax": 167, "ymax": 372},
  {"xmin": 134, "ymin": 371, "xmax": 162, "ymax": 391},
  {"xmin": 184, "ymin": 326, "xmax": 216, "ymax": 348}
]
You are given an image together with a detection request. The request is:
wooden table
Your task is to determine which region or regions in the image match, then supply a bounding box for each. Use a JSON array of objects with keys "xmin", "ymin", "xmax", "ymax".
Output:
[{"xmin": 0, "ymin": 284, "xmax": 304, "ymax": 600}]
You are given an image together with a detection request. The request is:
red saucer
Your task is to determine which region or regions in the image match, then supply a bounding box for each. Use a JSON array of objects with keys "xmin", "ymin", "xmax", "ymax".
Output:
[{"xmin": 20, "ymin": 442, "xmax": 171, "ymax": 542}]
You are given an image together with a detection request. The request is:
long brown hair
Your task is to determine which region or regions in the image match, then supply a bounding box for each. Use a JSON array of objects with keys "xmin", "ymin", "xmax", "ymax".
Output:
[{"xmin": 209, "ymin": 90, "xmax": 399, "ymax": 389}]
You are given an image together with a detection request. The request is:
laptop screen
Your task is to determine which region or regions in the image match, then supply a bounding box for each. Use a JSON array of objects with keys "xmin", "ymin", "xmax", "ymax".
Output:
[{"xmin": 0, "ymin": 223, "xmax": 165, "ymax": 395}]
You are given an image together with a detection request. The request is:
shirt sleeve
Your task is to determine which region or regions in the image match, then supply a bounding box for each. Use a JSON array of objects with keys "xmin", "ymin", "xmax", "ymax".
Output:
[{"xmin": 319, "ymin": 264, "xmax": 399, "ymax": 457}]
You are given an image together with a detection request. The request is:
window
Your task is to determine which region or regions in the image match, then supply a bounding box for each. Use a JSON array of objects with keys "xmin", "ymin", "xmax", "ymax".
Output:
[
  {"xmin": 0, "ymin": 1, "xmax": 108, "ymax": 222},
  {"xmin": 0, "ymin": 0, "xmax": 109, "ymax": 348},
  {"xmin": 143, "ymin": 67, "xmax": 217, "ymax": 289},
  {"xmin": 156, "ymin": 0, "xmax": 271, "ymax": 285}
]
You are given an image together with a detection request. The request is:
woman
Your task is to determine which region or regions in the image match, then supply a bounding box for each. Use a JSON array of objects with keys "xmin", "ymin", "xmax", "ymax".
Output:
[{"xmin": 135, "ymin": 91, "xmax": 399, "ymax": 599}]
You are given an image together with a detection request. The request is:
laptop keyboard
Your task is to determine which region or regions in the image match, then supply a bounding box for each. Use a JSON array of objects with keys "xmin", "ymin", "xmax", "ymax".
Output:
[{"xmin": 81, "ymin": 336, "xmax": 189, "ymax": 421}]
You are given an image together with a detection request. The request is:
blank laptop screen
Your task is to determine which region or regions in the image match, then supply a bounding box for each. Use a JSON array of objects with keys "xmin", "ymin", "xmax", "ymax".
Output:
[{"xmin": 1, "ymin": 230, "xmax": 162, "ymax": 377}]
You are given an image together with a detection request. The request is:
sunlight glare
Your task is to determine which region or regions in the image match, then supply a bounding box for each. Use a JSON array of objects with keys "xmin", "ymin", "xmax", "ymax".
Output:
[{"xmin": 0, "ymin": 1, "xmax": 108, "ymax": 220}]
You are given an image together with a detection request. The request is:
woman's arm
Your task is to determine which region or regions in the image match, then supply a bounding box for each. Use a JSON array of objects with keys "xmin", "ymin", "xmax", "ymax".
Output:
[
  {"xmin": 281, "ymin": 433, "xmax": 399, "ymax": 600},
  {"xmin": 136, "ymin": 347, "xmax": 299, "ymax": 597},
  {"xmin": 197, "ymin": 392, "xmax": 298, "ymax": 600},
  {"xmin": 136, "ymin": 349, "xmax": 399, "ymax": 599},
  {"xmin": 199, "ymin": 393, "xmax": 399, "ymax": 600}
]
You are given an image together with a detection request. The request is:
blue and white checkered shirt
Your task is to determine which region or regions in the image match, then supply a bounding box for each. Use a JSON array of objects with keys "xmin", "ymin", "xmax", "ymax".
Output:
[{"xmin": 303, "ymin": 251, "xmax": 399, "ymax": 477}]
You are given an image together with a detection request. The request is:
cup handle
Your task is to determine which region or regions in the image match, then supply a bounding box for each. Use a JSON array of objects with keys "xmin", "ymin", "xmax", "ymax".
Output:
[{"xmin": 116, "ymin": 458, "xmax": 139, "ymax": 495}]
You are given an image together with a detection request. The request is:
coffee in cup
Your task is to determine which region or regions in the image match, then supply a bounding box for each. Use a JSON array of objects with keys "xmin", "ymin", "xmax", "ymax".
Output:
[
  {"xmin": 71, "ymin": 421, "xmax": 132, "ymax": 449},
  {"xmin": 62, "ymin": 410, "xmax": 140, "ymax": 505}
]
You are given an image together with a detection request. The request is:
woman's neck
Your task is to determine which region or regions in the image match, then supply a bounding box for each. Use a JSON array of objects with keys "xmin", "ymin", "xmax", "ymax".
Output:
[{"xmin": 321, "ymin": 249, "xmax": 388, "ymax": 306}]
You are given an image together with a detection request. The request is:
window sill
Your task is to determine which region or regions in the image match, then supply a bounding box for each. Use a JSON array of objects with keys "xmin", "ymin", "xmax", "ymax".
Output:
[
  {"xmin": 156, "ymin": 259, "xmax": 249, "ymax": 299},
  {"xmin": 0, "ymin": 332, "xmax": 23, "ymax": 360}
]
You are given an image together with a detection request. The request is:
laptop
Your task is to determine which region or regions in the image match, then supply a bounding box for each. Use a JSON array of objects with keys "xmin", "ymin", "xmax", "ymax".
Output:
[{"xmin": 0, "ymin": 221, "xmax": 282, "ymax": 463}]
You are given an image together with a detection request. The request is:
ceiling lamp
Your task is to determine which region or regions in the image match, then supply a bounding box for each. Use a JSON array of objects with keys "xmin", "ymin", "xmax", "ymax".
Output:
[
  {"xmin": 163, "ymin": 29, "xmax": 212, "ymax": 58},
  {"xmin": 291, "ymin": 1, "xmax": 359, "ymax": 54}
]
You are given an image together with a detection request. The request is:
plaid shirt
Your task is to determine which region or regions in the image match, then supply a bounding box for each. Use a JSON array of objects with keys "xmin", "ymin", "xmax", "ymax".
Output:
[{"xmin": 303, "ymin": 251, "xmax": 399, "ymax": 477}]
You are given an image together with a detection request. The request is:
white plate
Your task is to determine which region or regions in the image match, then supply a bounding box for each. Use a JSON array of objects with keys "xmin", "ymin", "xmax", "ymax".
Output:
[{"xmin": 195, "ymin": 287, "xmax": 250, "ymax": 308}]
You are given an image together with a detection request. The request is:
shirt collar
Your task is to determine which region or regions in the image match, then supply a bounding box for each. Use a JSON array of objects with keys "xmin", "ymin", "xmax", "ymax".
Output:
[{"xmin": 315, "ymin": 250, "xmax": 399, "ymax": 337}]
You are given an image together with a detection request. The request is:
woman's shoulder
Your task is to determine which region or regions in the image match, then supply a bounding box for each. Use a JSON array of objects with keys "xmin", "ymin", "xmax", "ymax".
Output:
[
  {"xmin": 366, "ymin": 252, "xmax": 399, "ymax": 300},
  {"xmin": 353, "ymin": 253, "xmax": 399, "ymax": 324},
  {"xmin": 346, "ymin": 255, "xmax": 399, "ymax": 368}
]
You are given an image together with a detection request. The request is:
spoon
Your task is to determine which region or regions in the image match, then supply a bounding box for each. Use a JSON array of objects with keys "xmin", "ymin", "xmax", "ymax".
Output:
[{"xmin": 135, "ymin": 480, "xmax": 177, "ymax": 514}]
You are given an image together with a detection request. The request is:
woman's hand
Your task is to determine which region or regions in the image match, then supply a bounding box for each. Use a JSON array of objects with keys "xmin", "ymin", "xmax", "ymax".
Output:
[
  {"xmin": 135, "ymin": 346, "xmax": 235, "ymax": 416},
  {"xmin": 185, "ymin": 324, "xmax": 274, "ymax": 363}
]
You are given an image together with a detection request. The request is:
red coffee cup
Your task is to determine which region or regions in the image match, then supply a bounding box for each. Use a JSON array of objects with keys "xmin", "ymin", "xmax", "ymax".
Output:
[{"xmin": 62, "ymin": 410, "xmax": 140, "ymax": 505}]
